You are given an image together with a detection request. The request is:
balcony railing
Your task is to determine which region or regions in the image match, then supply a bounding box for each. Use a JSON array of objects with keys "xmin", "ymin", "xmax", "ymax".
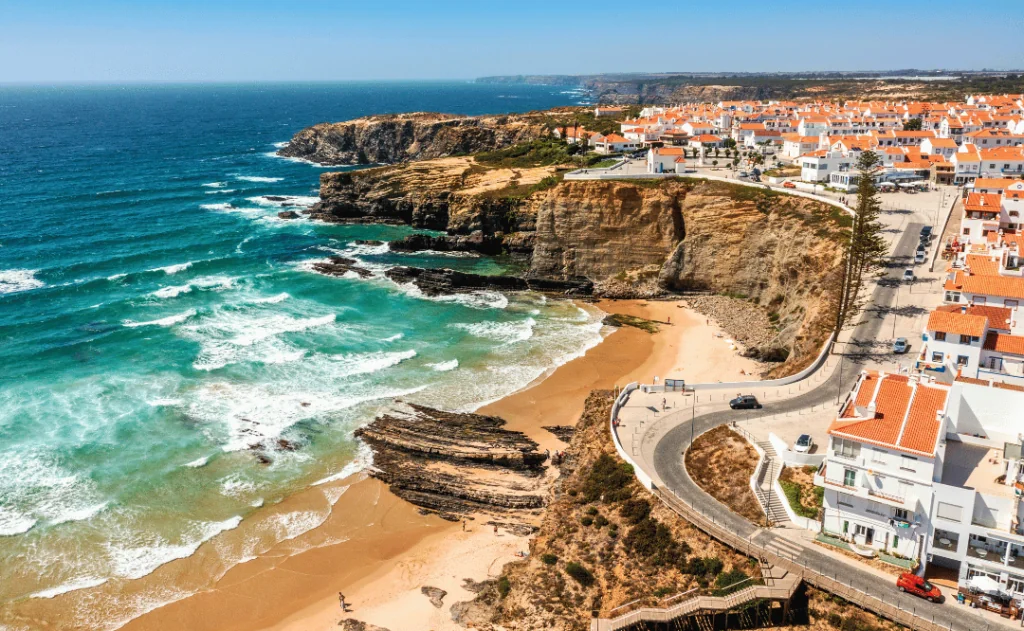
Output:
[
  {"xmin": 868, "ymin": 487, "xmax": 906, "ymax": 504},
  {"xmin": 932, "ymin": 536, "xmax": 958, "ymax": 552},
  {"xmin": 967, "ymin": 545, "xmax": 1008, "ymax": 564}
]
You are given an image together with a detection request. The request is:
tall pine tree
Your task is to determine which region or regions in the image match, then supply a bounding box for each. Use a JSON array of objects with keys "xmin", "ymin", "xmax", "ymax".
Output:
[{"xmin": 834, "ymin": 151, "xmax": 889, "ymax": 333}]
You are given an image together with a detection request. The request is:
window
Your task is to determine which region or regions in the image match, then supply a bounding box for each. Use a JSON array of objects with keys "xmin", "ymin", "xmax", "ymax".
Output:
[
  {"xmin": 937, "ymin": 502, "xmax": 963, "ymax": 522},
  {"xmin": 844, "ymin": 469, "xmax": 857, "ymax": 487},
  {"xmin": 900, "ymin": 455, "xmax": 918, "ymax": 472},
  {"xmin": 1006, "ymin": 299, "xmax": 1019, "ymax": 308},
  {"xmin": 871, "ymin": 448, "xmax": 886, "ymax": 464},
  {"xmin": 867, "ymin": 500, "xmax": 886, "ymax": 515},
  {"xmin": 963, "ymin": 228, "xmax": 971, "ymax": 236},
  {"xmin": 932, "ymin": 351, "xmax": 945, "ymax": 362},
  {"xmin": 959, "ymin": 335, "xmax": 973, "ymax": 345},
  {"xmin": 957, "ymin": 355, "xmax": 970, "ymax": 366},
  {"xmin": 934, "ymin": 331, "xmax": 946, "ymax": 341},
  {"xmin": 893, "ymin": 508, "xmax": 912, "ymax": 521},
  {"xmin": 838, "ymin": 493, "xmax": 854, "ymax": 507},
  {"xmin": 1009, "ymin": 576, "xmax": 1024, "ymax": 595},
  {"xmin": 834, "ymin": 438, "xmax": 861, "ymax": 459}
]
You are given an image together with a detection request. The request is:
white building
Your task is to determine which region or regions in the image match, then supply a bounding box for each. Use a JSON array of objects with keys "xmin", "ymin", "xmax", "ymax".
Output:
[
  {"xmin": 647, "ymin": 146, "xmax": 687, "ymax": 174},
  {"xmin": 816, "ymin": 371, "xmax": 950, "ymax": 561},
  {"xmin": 800, "ymin": 150, "xmax": 853, "ymax": 183}
]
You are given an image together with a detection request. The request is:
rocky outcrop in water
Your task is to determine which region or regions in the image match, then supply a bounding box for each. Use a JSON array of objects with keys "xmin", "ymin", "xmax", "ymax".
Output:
[
  {"xmin": 277, "ymin": 112, "xmax": 548, "ymax": 166},
  {"xmin": 311, "ymin": 256, "xmax": 373, "ymax": 279},
  {"xmin": 384, "ymin": 266, "xmax": 593, "ymax": 297},
  {"xmin": 355, "ymin": 404, "xmax": 549, "ymax": 522},
  {"xmin": 388, "ymin": 231, "xmax": 502, "ymax": 256}
]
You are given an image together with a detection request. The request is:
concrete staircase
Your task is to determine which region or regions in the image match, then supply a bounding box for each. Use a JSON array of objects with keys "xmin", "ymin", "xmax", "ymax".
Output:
[{"xmin": 755, "ymin": 441, "xmax": 790, "ymax": 526}]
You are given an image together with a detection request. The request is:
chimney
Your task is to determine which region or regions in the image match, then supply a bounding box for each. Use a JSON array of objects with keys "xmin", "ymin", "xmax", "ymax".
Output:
[{"xmin": 961, "ymin": 305, "xmax": 968, "ymax": 314}]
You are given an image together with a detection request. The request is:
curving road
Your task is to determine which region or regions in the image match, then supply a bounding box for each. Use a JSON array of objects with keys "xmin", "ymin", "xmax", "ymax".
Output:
[{"xmin": 647, "ymin": 220, "xmax": 1016, "ymax": 631}]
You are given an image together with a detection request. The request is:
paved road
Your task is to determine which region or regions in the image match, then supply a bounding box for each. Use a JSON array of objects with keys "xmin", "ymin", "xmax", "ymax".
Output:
[{"xmin": 649, "ymin": 221, "xmax": 1015, "ymax": 631}]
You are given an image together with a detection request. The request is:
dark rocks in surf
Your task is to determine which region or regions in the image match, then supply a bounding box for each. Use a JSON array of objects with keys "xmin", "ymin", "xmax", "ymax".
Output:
[
  {"xmin": 384, "ymin": 266, "xmax": 592, "ymax": 297},
  {"xmin": 278, "ymin": 210, "xmax": 300, "ymax": 219},
  {"xmin": 311, "ymin": 256, "xmax": 373, "ymax": 279},
  {"xmin": 388, "ymin": 231, "xmax": 502, "ymax": 256}
]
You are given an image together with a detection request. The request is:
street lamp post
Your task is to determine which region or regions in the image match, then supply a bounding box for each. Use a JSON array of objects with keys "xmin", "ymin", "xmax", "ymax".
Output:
[{"xmin": 892, "ymin": 280, "xmax": 901, "ymax": 340}]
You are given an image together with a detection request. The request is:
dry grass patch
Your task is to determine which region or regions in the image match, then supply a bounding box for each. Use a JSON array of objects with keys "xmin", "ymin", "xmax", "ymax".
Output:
[{"xmin": 686, "ymin": 426, "xmax": 763, "ymax": 523}]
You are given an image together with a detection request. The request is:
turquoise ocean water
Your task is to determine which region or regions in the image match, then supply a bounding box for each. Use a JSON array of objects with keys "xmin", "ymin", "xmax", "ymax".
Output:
[{"xmin": 0, "ymin": 83, "xmax": 601, "ymax": 627}]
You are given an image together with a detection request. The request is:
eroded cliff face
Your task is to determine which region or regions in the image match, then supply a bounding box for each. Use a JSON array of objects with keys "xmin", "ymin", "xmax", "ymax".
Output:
[
  {"xmin": 526, "ymin": 179, "xmax": 844, "ymax": 374},
  {"xmin": 278, "ymin": 112, "xmax": 549, "ymax": 165},
  {"xmin": 305, "ymin": 163, "xmax": 844, "ymax": 375}
]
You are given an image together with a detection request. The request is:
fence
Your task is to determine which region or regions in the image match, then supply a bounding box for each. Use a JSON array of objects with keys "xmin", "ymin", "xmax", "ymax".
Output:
[
  {"xmin": 651, "ymin": 487, "xmax": 986, "ymax": 631},
  {"xmin": 610, "ymin": 382, "xmax": 653, "ymax": 489}
]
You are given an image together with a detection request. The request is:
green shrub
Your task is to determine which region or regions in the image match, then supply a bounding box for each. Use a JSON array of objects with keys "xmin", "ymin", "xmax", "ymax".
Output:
[
  {"xmin": 586, "ymin": 506, "xmax": 599, "ymax": 516},
  {"xmin": 541, "ymin": 553, "xmax": 558, "ymax": 565},
  {"xmin": 653, "ymin": 586, "xmax": 674, "ymax": 597},
  {"xmin": 565, "ymin": 562, "xmax": 596, "ymax": 587},
  {"xmin": 595, "ymin": 515, "xmax": 609, "ymax": 528},
  {"xmin": 619, "ymin": 498, "xmax": 651, "ymax": 524},
  {"xmin": 497, "ymin": 576, "xmax": 511, "ymax": 598},
  {"xmin": 704, "ymin": 557, "xmax": 724, "ymax": 576},
  {"xmin": 624, "ymin": 517, "xmax": 690, "ymax": 566},
  {"xmin": 713, "ymin": 568, "xmax": 752, "ymax": 595},
  {"xmin": 779, "ymin": 479, "xmax": 820, "ymax": 519},
  {"xmin": 581, "ymin": 516, "xmax": 594, "ymax": 527},
  {"xmin": 581, "ymin": 453, "xmax": 634, "ymax": 503}
]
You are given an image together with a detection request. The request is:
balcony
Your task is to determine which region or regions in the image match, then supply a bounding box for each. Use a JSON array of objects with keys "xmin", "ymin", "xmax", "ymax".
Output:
[
  {"xmin": 932, "ymin": 532, "xmax": 958, "ymax": 553},
  {"xmin": 966, "ymin": 545, "xmax": 1007, "ymax": 564},
  {"xmin": 868, "ymin": 487, "xmax": 906, "ymax": 504}
]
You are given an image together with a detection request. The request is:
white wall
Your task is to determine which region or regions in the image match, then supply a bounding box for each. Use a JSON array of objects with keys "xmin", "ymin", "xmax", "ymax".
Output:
[{"xmin": 946, "ymin": 380, "xmax": 1024, "ymax": 443}]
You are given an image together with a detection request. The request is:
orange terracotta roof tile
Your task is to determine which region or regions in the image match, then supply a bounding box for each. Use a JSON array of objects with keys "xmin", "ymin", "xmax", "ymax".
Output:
[
  {"xmin": 964, "ymin": 193, "xmax": 1002, "ymax": 212},
  {"xmin": 899, "ymin": 384, "xmax": 946, "ymax": 454},
  {"xmin": 926, "ymin": 310, "xmax": 989, "ymax": 337},
  {"xmin": 944, "ymin": 269, "xmax": 1024, "ymax": 300},
  {"xmin": 936, "ymin": 303, "xmax": 1012, "ymax": 326},
  {"xmin": 984, "ymin": 332, "xmax": 1024, "ymax": 355}
]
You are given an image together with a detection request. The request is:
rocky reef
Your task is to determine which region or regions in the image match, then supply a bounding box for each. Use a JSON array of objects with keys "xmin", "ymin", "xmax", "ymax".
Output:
[
  {"xmin": 277, "ymin": 111, "xmax": 549, "ymax": 166},
  {"xmin": 384, "ymin": 266, "xmax": 593, "ymax": 297},
  {"xmin": 354, "ymin": 404, "xmax": 550, "ymax": 524}
]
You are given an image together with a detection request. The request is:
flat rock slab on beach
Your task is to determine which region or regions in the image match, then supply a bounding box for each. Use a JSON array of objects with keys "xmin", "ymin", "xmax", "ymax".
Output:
[{"xmin": 420, "ymin": 585, "xmax": 447, "ymax": 608}]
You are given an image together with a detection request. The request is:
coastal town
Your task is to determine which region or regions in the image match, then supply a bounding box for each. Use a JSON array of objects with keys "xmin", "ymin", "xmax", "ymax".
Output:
[{"xmin": 590, "ymin": 92, "xmax": 1024, "ymax": 628}]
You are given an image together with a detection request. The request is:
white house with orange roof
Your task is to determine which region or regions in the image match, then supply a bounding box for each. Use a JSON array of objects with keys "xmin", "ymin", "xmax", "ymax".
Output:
[
  {"xmin": 799, "ymin": 150, "xmax": 853, "ymax": 183},
  {"xmin": 921, "ymin": 137, "xmax": 959, "ymax": 160},
  {"xmin": 815, "ymin": 371, "xmax": 950, "ymax": 561},
  {"xmin": 918, "ymin": 304, "xmax": 1021, "ymax": 383},
  {"xmin": 590, "ymin": 133, "xmax": 638, "ymax": 155},
  {"xmin": 951, "ymin": 145, "xmax": 982, "ymax": 184},
  {"xmin": 979, "ymin": 146, "xmax": 1024, "ymax": 178},
  {"xmin": 647, "ymin": 146, "xmax": 687, "ymax": 174},
  {"xmin": 781, "ymin": 134, "xmax": 822, "ymax": 159}
]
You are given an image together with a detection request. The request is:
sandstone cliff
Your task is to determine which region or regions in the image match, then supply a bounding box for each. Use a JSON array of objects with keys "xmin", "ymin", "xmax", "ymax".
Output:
[{"xmin": 278, "ymin": 112, "xmax": 551, "ymax": 165}]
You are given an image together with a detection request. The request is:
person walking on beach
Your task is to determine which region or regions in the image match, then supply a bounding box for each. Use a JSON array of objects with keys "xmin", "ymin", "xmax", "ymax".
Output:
[
  {"xmin": 338, "ymin": 592, "xmax": 348, "ymax": 612},
  {"xmin": 662, "ymin": 397, "xmax": 667, "ymax": 411}
]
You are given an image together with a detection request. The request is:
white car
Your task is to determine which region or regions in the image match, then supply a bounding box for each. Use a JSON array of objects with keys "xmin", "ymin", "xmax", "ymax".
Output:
[
  {"xmin": 794, "ymin": 434, "xmax": 813, "ymax": 453},
  {"xmin": 903, "ymin": 268, "xmax": 915, "ymax": 282}
]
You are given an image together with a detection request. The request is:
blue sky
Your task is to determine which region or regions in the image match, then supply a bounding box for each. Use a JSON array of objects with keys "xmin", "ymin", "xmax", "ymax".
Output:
[{"xmin": 0, "ymin": 0, "xmax": 1021, "ymax": 82}]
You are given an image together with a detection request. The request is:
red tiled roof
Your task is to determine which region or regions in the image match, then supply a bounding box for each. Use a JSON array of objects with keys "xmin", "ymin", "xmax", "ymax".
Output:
[
  {"xmin": 984, "ymin": 332, "xmax": 1024, "ymax": 355},
  {"xmin": 936, "ymin": 303, "xmax": 1012, "ymax": 327},
  {"xmin": 964, "ymin": 193, "xmax": 1002, "ymax": 212},
  {"xmin": 944, "ymin": 269, "xmax": 1024, "ymax": 300},
  {"xmin": 829, "ymin": 372, "xmax": 948, "ymax": 456},
  {"xmin": 926, "ymin": 310, "xmax": 988, "ymax": 337}
]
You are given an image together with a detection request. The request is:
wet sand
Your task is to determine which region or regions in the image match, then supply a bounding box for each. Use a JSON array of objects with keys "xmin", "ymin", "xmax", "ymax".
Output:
[{"xmin": 43, "ymin": 300, "xmax": 760, "ymax": 631}]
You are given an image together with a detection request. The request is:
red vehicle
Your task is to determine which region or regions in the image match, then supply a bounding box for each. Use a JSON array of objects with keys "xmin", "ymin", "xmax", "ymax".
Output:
[
  {"xmin": 782, "ymin": 181, "xmax": 796, "ymax": 189},
  {"xmin": 897, "ymin": 573, "xmax": 943, "ymax": 602}
]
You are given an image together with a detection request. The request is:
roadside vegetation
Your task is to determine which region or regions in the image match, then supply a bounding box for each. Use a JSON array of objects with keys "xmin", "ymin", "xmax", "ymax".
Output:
[
  {"xmin": 779, "ymin": 465, "xmax": 824, "ymax": 519},
  {"xmin": 686, "ymin": 426, "xmax": 763, "ymax": 523}
]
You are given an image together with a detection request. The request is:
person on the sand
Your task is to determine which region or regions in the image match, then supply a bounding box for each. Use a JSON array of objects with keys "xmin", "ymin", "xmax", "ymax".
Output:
[{"xmin": 338, "ymin": 592, "xmax": 348, "ymax": 612}]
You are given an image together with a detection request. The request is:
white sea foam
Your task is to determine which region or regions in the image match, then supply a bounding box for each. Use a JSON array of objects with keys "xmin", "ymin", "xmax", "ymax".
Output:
[
  {"xmin": 251, "ymin": 292, "xmax": 290, "ymax": 304},
  {"xmin": 49, "ymin": 501, "xmax": 108, "ymax": 526},
  {"xmin": 312, "ymin": 448, "xmax": 369, "ymax": 487},
  {"xmin": 123, "ymin": 309, "xmax": 196, "ymax": 328},
  {"xmin": 152, "ymin": 262, "xmax": 193, "ymax": 275},
  {"xmin": 202, "ymin": 182, "xmax": 227, "ymax": 188},
  {"xmin": 342, "ymin": 241, "xmax": 389, "ymax": 256},
  {"xmin": 107, "ymin": 273, "xmax": 127, "ymax": 281},
  {"xmin": 205, "ymin": 188, "xmax": 237, "ymax": 194},
  {"xmin": 180, "ymin": 309, "xmax": 335, "ymax": 371},
  {"xmin": 247, "ymin": 195, "xmax": 319, "ymax": 208},
  {"xmin": 151, "ymin": 284, "xmax": 192, "ymax": 299},
  {"xmin": 220, "ymin": 475, "xmax": 258, "ymax": 499},
  {"xmin": 434, "ymin": 291, "xmax": 509, "ymax": 310},
  {"xmin": 200, "ymin": 202, "xmax": 263, "ymax": 216},
  {"xmin": 106, "ymin": 516, "xmax": 243, "ymax": 580},
  {"xmin": 30, "ymin": 576, "xmax": 109, "ymax": 599},
  {"xmin": 452, "ymin": 317, "xmax": 536, "ymax": 344},
  {"xmin": 321, "ymin": 484, "xmax": 350, "ymax": 505},
  {"xmin": 0, "ymin": 506, "xmax": 37, "ymax": 537},
  {"xmin": 236, "ymin": 175, "xmax": 284, "ymax": 183},
  {"xmin": 150, "ymin": 276, "xmax": 235, "ymax": 300},
  {"xmin": 263, "ymin": 509, "xmax": 330, "ymax": 543},
  {"xmin": 273, "ymin": 141, "xmax": 289, "ymax": 149},
  {"xmin": 184, "ymin": 456, "xmax": 209, "ymax": 468},
  {"xmin": 328, "ymin": 349, "xmax": 416, "ymax": 377},
  {"xmin": 381, "ymin": 333, "xmax": 403, "ymax": 342},
  {"xmin": 426, "ymin": 359, "xmax": 459, "ymax": 372},
  {"xmin": 0, "ymin": 269, "xmax": 45, "ymax": 295}
]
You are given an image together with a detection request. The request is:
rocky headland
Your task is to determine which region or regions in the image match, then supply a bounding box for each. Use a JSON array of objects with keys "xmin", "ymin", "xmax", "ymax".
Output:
[{"xmin": 276, "ymin": 111, "xmax": 554, "ymax": 165}]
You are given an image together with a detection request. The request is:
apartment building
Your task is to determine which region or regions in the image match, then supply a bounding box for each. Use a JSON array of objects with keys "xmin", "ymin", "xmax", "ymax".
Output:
[{"xmin": 816, "ymin": 371, "xmax": 950, "ymax": 561}]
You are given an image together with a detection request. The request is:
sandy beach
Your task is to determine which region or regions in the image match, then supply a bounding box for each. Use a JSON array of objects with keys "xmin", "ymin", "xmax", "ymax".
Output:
[{"xmin": 104, "ymin": 299, "xmax": 761, "ymax": 631}]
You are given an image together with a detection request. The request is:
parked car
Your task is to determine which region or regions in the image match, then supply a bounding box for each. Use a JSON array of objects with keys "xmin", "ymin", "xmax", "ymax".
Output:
[
  {"xmin": 729, "ymin": 395, "xmax": 762, "ymax": 410},
  {"xmin": 897, "ymin": 573, "xmax": 943, "ymax": 603},
  {"xmin": 793, "ymin": 434, "xmax": 813, "ymax": 453},
  {"xmin": 915, "ymin": 250, "xmax": 926, "ymax": 264},
  {"xmin": 738, "ymin": 171, "xmax": 749, "ymax": 177},
  {"xmin": 920, "ymin": 225, "xmax": 933, "ymax": 239},
  {"xmin": 782, "ymin": 181, "xmax": 796, "ymax": 189},
  {"xmin": 903, "ymin": 268, "xmax": 915, "ymax": 282},
  {"xmin": 893, "ymin": 337, "xmax": 909, "ymax": 354}
]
